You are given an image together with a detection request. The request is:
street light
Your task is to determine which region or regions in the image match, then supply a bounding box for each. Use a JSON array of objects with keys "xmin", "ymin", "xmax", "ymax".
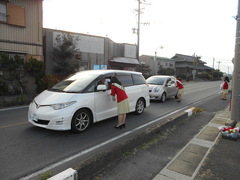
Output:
[{"xmin": 154, "ymin": 45, "xmax": 164, "ymax": 61}]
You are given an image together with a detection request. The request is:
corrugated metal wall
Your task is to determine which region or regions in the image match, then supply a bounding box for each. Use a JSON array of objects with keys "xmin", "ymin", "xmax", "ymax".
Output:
[{"xmin": 0, "ymin": 0, "xmax": 43, "ymax": 58}]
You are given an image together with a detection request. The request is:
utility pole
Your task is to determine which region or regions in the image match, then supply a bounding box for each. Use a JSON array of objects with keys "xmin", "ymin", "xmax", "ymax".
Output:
[
  {"xmin": 231, "ymin": 0, "xmax": 240, "ymax": 123},
  {"xmin": 136, "ymin": 0, "xmax": 149, "ymax": 60},
  {"xmin": 217, "ymin": 61, "xmax": 221, "ymax": 70},
  {"xmin": 136, "ymin": 0, "xmax": 140, "ymax": 60},
  {"xmin": 213, "ymin": 58, "xmax": 215, "ymax": 69},
  {"xmin": 212, "ymin": 58, "xmax": 215, "ymax": 76}
]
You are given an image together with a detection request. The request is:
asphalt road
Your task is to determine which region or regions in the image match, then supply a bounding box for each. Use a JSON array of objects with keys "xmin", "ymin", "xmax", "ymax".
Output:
[{"xmin": 0, "ymin": 81, "xmax": 224, "ymax": 180}]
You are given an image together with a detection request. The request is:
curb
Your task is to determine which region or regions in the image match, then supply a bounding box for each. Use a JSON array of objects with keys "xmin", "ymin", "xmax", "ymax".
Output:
[
  {"xmin": 48, "ymin": 168, "xmax": 77, "ymax": 180},
  {"xmin": 48, "ymin": 107, "xmax": 196, "ymax": 180}
]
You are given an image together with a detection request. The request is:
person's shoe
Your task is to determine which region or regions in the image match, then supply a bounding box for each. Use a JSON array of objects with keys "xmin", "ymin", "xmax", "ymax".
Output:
[
  {"xmin": 114, "ymin": 124, "xmax": 125, "ymax": 129},
  {"xmin": 176, "ymin": 100, "xmax": 181, "ymax": 102}
]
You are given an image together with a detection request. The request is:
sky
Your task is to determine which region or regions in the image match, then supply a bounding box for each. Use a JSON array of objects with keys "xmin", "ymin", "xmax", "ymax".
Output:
[{"xmin": 43, "ymin": 0, "xmax": 238, "ymax": 74}]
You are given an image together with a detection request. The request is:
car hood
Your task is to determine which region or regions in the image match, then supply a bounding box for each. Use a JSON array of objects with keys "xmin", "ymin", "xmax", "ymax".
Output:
[
  {"xmin": 148, "ymin": 84, "xmax": 164, "ymax": 90},
  {"xmin": 34, "ymin": 90, "xmax": 76, "ymax": 105}
]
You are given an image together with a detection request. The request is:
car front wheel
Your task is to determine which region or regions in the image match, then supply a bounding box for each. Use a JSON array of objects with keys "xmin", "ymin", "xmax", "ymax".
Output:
[
  {"xmin": 71, "ymin": 109, "xmax": 92, "ymax": 133},
  {"xmin": 135, "ymin": 98, "xmax": 145, "ymax": 114},
  {"xmin": 160, "ymin": 93, "xmax": 166, "ymax": 102}
]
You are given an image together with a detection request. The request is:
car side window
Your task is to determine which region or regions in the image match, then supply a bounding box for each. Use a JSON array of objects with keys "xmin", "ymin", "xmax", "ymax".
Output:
[
  {"xmin": 102, "ymin": 73, "xmax": 114, "ymax": 89},
  {"xmin": 85, "ymin": 80, "xmax": 97, "ymax": 93},
  {"xmin": 171, "ymin": 77, "xmax": 176, "ymax": 85},
  {"xmin": 132, "ymin": 74, "xmax": 146, "ymax": 85},
  {"xmin": 166, "ymin": 78, "xmax": 171, "ymax": 85},
  {"xmin": 116, "ymin": 74, "xmax": 133, "ymax": 87}
]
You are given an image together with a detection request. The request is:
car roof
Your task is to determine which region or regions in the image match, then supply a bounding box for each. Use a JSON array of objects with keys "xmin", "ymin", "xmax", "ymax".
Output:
[
  {"xmin": 77, "ymin": 69, "xmax": 142, "ymax": 75},
  {"xmin": 149, "ymin": 75, "xmax": 175, "ymax": 78}
]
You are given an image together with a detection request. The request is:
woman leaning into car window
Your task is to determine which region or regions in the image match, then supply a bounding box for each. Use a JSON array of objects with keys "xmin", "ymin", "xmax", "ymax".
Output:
[{"xmin": 110, "ymin": 76, "xmax": 130, "ymax": 129}]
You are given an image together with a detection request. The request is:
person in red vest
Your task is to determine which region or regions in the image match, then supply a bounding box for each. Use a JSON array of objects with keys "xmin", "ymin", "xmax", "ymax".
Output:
[
  {"xmin": 221, "ymin": 76, "xmax": 230, "ymax": 100},
  {"xmin": 110, "ymin": 76, "xmax": 130, "ymax": 129},
  {"xmin": 176, "ymin": 76, "xmax": 184, "ymax": 102}
]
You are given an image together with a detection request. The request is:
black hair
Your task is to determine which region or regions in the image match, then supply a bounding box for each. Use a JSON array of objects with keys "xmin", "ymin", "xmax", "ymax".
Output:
[
  {"xmin": 224, "ymin": 76, "xmax": 230, "ymax": 83},
  {"xmin": 110, "ymin": 76, "xmax": 122, "ymax": 85}
]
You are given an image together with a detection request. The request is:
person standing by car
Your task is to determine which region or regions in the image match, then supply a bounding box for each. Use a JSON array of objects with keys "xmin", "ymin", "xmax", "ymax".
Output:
[
  {"xmin": 110, "ymin": 76, "xmax": 130, "ymax": 129},
  {"xmin": 176, "ymin": 76, "xmax": 184, "ymax": 102},
  {"xmin": 221, "ymin": 76, "xmax": 230, "ymax": 100}
]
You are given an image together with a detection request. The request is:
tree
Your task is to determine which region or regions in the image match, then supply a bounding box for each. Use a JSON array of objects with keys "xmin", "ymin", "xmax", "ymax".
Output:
[
  {"xmin": 136, "ymin": 64, "xmax": 152, "ymax": 78},
  {"xmin": 52, "ymin": 33, "xmax": 80, "ymax": 76},
  {"xmin": 25, "ymin": 57, "xmax": 45, "ymax": 93},
  {"xmin": 0, "ymin": 53, "xmax": 27, "ymax": 94},
  {"xmin": 212, "ymin": 69, "xmax": 223, "ymax": 79},
  {"xmin": 158, "ymin": 67, "xmax": 175, "ymax": 76}
]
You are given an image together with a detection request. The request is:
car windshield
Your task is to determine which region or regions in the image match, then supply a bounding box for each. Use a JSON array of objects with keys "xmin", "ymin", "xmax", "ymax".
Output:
[
  {"xmin": 146, "ymin": 77, "xmax": 166, "ymax": 85},
  {"xmin": 49, "ymin": 73, "xmax": 99, "ymax": 93}
]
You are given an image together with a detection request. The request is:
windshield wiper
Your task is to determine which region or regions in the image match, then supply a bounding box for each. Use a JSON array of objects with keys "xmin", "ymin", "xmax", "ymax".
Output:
[
  {"xmin": 65, "ymin": 91, "xmax": 80, "ymax": 93},
  {"xmin": 48, "ymin": 88, "xmax": 64, "ymax": 92}
]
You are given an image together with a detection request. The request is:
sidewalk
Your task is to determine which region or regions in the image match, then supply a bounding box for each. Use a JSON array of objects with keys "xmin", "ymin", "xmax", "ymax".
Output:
[{"xmin": 153, "ymin": 107, "xmax": 240, "ymax": 180}]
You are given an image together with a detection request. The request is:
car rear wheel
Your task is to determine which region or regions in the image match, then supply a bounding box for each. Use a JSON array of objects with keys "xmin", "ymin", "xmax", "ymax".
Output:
[
  {"xmin": 135, "ymin": 98, "xmax": 145, "ymax": 114},
  {"xmin": 160, "ymin": 93, "xmax": 166, "ymax": 102},
  {"xmin": 71, "ymin": 109, "xmax": 92, "ymax": 133}
]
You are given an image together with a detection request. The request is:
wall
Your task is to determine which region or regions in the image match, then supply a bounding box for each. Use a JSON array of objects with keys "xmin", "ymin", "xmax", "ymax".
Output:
[
  {"xmin": 139, "ymin": 55, "xmax": 158, "ymax": 75},
  {"xmin": 0, "ymin": 0, "xmax": 43, "ymax": 60},
  {"xmin": 44, "ymin": 29, "xmax": 138, "ymax": 74},
  {"xmin": 124, "ymin": 44, "xmax": 137, "ymax": 58}
]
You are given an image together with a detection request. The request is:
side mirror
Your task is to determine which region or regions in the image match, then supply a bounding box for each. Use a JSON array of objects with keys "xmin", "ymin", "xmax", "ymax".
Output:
[
  {"xmin": 166, "ymin": 82, "xmax": 171, "ymax": 86},
  {"xmin": 97, "ymin": 85, "xmax": 107, "ymax": 91}
]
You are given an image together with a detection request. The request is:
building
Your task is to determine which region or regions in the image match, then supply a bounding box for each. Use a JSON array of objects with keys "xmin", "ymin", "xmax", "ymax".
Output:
[
  {"xmin": 0, "ymin": 0, "xmax": 43, "ymax": 61},
  {"xmin": 43, "ymin": 28, "xmax": 139, "ymax": 74},
  {"xmin": 139, "ymin": 55, "xmax": 175, "ymax": 75},
  {"xmin": 171, "ymin": 53, "xmax": 213, "ymax": 79},
  {"xmin": 0, "ymin": 0, "xmax": 139, "ymax": 75}
]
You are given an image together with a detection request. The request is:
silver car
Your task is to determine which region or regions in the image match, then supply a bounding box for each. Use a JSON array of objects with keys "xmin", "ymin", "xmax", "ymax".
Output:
[{"xmin": 146, "ymin": 75, "xmax": 178, "ymax": 102}]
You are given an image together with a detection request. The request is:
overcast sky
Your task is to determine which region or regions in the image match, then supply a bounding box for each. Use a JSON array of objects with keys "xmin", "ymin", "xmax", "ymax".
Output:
[{"xmin": 43, "ymin": 0, "xmax": 238, "ymax": 74}]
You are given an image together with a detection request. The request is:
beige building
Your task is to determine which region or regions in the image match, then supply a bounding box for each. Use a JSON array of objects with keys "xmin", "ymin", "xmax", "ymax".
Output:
[
  {"xmin": 139, "ymin": 55, "xmax": 175, "ymax": 75},
  {"xmin": 0, "ymin": 0, "xmax": 43, "ymax": 61}
]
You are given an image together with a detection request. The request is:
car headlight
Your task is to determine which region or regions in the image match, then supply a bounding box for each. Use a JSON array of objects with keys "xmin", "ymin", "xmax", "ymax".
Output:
[
  {"xmin": 153, "ymin": 87, "xmax": 162, "ymax": 93},
  {"xmin": 51, "ymin": 101, "xmax": 76, "ymax": 110}
]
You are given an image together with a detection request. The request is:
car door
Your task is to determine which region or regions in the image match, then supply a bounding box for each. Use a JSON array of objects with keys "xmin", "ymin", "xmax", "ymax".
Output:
[
  {"xmin": 166, "ymin": 77, "xmax": 177, "ymax": 97},
  {"xmin": 86, "ymin": 74, "xmax": 117, "ymax": 122}
]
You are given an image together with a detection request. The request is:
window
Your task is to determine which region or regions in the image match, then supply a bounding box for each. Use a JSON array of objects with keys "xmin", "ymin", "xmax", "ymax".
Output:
[
  {"xmin": 116, "ymin": 74, "xmax": 133, "ymax": 87},
  {"xmin": 0, "ymin": 2, "xmax": 25, "ymax": 26},
  {"xmin": 0, "ymin": 2, "xmax": 7, "ymax": 22},
  {"xmin": 132, "ymin": 74, "xmax": 146, "ymax": 85},
  {"xmin": 8, "ymin": 3, "xmax": 25, "ymax": 27}
]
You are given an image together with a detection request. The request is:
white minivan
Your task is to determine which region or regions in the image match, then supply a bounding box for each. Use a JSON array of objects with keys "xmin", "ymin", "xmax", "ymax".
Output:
[{"xmin": 28, "ymin": 70, "xmax": 150, "ymax": 132}]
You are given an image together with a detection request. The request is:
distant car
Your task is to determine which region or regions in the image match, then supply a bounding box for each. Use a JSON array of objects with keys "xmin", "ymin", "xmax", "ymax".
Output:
[
  {"xmin": 146, "ymin": 75, "xmax": 178, "ymax": 102},
  {"xmin": 28, "ymin": 70, "xmax": 150, "ymax": 133}
]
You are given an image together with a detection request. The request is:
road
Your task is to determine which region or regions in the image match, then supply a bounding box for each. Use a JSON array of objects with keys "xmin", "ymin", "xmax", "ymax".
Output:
[{"xmin": 0, "ymin": 81, "xmax": 224, "ymax": 180}]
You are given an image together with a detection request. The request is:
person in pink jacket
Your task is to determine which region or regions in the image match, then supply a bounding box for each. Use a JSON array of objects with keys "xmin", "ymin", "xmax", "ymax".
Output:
[{"xmin": 110, "ymin": 76, "xmax": 130, "ymax": 129}]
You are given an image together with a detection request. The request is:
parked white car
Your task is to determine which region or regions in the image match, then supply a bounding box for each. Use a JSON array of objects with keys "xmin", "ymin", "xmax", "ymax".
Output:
[
  {"xmin": 28, "ymin": 70, "xmax": 150, "ymax": 132},
  {"xmin": 146, "ymin": 75, "xmax": 178, "ymax": 102}
]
